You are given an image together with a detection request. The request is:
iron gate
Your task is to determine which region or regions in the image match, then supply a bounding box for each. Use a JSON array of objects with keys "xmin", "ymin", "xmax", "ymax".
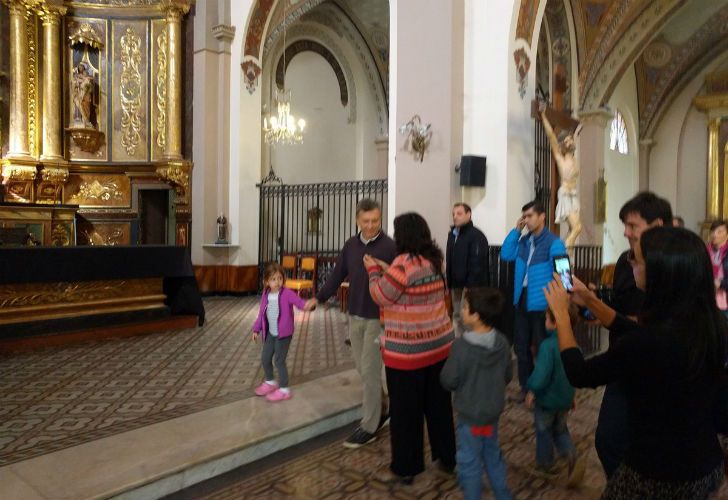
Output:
[
  {"xmin": 257, "ymin": 178, "xmax": 388, "ymax": 290},
  {"xmin": 534, "ymin": 118, "xmax": 552, "ymax": 219}
]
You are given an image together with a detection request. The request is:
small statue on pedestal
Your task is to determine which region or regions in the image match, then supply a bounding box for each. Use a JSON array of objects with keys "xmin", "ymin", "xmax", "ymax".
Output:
[{"xmin": 216, "ymin": 214, "xmax": 228, "ymax": 244}]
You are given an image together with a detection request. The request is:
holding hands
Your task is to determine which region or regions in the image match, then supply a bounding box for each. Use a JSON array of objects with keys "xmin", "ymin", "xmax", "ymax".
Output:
[{"xmin": 304, "ymin": 298, "xmax": 318, "ymax": 311}]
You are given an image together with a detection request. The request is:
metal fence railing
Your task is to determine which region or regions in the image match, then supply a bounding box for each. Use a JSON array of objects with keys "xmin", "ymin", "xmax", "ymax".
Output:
[
  {"xmin": 257, "ymin": 178, "xmax": 388, "ymax": 290},
  {"xmin": 534, "ymin": 118, "xmax": 553, "ymax": 223}
]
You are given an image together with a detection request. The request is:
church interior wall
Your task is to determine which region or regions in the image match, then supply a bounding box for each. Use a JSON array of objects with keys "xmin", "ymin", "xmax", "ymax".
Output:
[
  {"xmin": 603, "ymin": 65, "xmax": 639, "ymax": 264},
  {"xmin": 650, "ymin": 52, "xmax": 728, "ymax": 233},
  {"xmin": 268, "ymin": 51, "xmax": 358, "ymax": 184},
  {"xmin": 388, "ymin": 0, "xmax": 463, "ymax": 253},
  {"xmin": 461, "ymin": 0, "xmax": 523, "ymax": 245},
  {"xmin": 227, "ymin": 0, "xmax": 260, "ymax": 268},
  {"xmin": 191, "ymin": 0, "xmax": 234, "ymax": 266}
]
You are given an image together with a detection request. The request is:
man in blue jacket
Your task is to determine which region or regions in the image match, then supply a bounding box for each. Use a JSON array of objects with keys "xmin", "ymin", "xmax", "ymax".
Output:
[{"xmin": 500, "ymin": 200, "xmax": 566, "ymax": 401}]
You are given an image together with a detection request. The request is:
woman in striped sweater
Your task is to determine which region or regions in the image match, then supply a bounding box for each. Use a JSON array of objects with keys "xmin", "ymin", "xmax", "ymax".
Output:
[{"xmin": 364, "ymin": 212, "xmax": 456, "ymax": 484}]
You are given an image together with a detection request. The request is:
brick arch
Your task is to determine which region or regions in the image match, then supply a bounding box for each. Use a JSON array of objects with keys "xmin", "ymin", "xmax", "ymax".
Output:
[{"xmin": 275, "ymin": 39, "xmax": 348, "ymax": 106}]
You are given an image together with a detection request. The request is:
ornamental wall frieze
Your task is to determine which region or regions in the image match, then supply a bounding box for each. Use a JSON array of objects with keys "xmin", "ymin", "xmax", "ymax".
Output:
[
  {"xmin": 26, "ymin": 12, "xmax": 39, "ymax": 158},
  {"xmin": 2, "ymin": 165, "xmax": 37, "ymax": 181},
  {"xmin": 40, "ymin": 167, "xmax": 69, "ymax": 183},
  {"xmin": 0, "ymin": 279, "xmax": 160, "ymax": 309},
  {"xmin": 119, "ymin": 26, "xmax": 143, "ymax": 157},
  {"xmin": 639, "ymin": 6, "xmax": 728, "ymax": 137},
  {"xmin": 156, "ymin": 161, "xmax": 190, "ymax": 204},
  {"xmin": 64, "ymin": 174, "xmax": 130, "ymax": 206},
  {"xmin": 78, "ymin": 221, "xmax": 130, "ymax": 245},
  {"xmin": 581, "ymin": 0, "xmax": 683, "ymax": 110},
  {"xmin": 155, "ymin": 26, "xmax": 167, "ymax": 151}
]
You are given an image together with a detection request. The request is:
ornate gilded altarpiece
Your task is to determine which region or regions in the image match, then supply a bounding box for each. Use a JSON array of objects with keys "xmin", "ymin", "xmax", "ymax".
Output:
[{"xmin": 0, "ymin": 0, "xmax": 194, "ymax": 248}]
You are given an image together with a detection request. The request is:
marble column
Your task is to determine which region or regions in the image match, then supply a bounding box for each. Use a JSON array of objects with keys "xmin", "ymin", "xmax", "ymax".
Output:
[
  {"xmin": 389, "ymin": 0, "xmax": 464, "ymax": 251},
  {"xmin": 576, "ymin": 107, "xmax": 613, "ymax": 245},
  {"xmin": 638, "ymin": 138, "xmax": 654, "ymax": 191},
  {"xmin": 39, "ymin": 5, "xmax": 66, "ymax": 162},
  {"xmin": 6, "ymin": 0, "xmax": 31, "ymax": 159}
]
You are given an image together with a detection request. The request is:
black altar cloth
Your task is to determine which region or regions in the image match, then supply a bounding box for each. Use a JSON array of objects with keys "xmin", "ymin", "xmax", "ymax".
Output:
[{"xmin": 0, "ymin": 245, "xmax": 205, "ymax": 325}]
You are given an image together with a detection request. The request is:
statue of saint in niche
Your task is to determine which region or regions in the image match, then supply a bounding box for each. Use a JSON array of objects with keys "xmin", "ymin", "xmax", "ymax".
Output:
[{"xmin": 72, "ymin": 60, "xmax": 99, "ymax": 129}]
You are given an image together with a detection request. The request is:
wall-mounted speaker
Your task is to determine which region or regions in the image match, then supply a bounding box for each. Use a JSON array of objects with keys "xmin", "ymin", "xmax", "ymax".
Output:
[{"xmin": 459, "ymin": 155, "xmax": 486, "ymax": 187}]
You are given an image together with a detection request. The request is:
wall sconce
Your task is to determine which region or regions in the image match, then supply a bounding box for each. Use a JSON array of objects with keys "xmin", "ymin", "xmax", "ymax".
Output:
[{"xmin": 399, "ymin": 114, "xmax": 431, "ymax": 162}]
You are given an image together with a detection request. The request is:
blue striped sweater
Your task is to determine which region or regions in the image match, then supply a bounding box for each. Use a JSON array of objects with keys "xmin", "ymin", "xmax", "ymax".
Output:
[{"xmin": 500, "ymin": 228, "xmax": 566, "ymax": 311}]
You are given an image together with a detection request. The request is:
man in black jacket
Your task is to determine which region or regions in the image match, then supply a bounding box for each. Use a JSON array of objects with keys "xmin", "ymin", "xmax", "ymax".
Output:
[{"xmin": 446, "ymin": 203, "xmax": 489, "ymax": 336}]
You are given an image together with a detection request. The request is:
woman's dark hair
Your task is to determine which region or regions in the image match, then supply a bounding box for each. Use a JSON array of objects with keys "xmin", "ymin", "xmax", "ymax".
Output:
[
  {"xmin": 393, "ymin": 212, "xmax": 443, "ymax": 272},
  {"xmin": 640, "ymin": 226, "xmax": 727, "ymax": 378}
]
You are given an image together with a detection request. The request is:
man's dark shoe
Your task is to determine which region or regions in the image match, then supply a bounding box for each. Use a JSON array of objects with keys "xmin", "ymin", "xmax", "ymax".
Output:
[
  {"xmin": 343, "ymin": 427, "xmax": 376, "ymax": 449},
  {"xmin": 377, "ymin": 412, "xmax": 390, "ymax": 430}
]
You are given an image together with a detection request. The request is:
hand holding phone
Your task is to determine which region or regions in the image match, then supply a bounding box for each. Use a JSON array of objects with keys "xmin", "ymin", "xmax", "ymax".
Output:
[{"xmin": 553, "ymin": 255, "xmax": 574, "ymax": 292}]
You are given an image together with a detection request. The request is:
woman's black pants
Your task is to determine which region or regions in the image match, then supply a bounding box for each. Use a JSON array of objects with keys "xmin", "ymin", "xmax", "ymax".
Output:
[{"xmin": 385, "ymin": 359, "xmax": 456, "ymax": 477}]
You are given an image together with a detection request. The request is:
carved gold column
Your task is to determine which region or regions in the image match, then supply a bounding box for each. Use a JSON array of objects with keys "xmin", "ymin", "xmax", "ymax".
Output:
[
  {"xmin": 39, "ymin": 4, "xmax": 66, "ymax": 162},
  {"xmin": 6, "ymin": 0, "xmax": 31, "ymax": 159},
  {"xmin": 157, "ymin": 0, "xmax": 192, "ymax": 208},
  {"xmin": 161, "ymin": 0, "xmax": 189, "ymax": 160},
  {"xmin": 694, "ymin": 89, "xmax": 728, "ymax": 231},
  {"xmin": 707, "ymin": 118, "xmax": 721, "ymax": 220}
]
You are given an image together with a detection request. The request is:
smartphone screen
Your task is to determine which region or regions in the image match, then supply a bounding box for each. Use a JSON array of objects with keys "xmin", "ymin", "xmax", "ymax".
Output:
[{"xmin": 553, "ymin": 255, "xmax": 574, "ymax": 291}]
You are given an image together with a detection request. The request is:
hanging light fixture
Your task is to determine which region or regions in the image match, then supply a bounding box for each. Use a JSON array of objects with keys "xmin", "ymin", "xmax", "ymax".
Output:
[{"xmin": 263, "ymin": 0, "xmax": 306, "ymax": 145}]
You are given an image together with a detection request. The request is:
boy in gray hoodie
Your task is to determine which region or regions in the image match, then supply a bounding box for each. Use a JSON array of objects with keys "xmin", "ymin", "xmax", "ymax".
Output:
[{"xmin": 441, "ymin": 287, "xmax": 513, "ymax": 500}]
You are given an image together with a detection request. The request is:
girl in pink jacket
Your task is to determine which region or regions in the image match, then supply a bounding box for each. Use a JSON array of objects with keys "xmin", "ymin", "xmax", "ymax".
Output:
[{"xmin": 252, "ymin": 263, "xmax": 311, "ymax": 402}]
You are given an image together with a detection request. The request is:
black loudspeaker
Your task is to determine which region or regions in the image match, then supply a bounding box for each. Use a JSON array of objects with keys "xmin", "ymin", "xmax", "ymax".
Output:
[{"xmin": 459, "ymin": 155, "xmax": 486, "ymax": 187}]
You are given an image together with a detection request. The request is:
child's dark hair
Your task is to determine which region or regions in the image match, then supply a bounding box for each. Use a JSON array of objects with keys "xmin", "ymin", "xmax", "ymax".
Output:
[
  {"xmin": 463, "ymin": 287, "xmax": 503, "ymax": 326},
  {"xmin": 263, "ymin": 262, "xmax": 285, "ymax": 287},
  {"xmin": 545, "ymin": 304, "xmax": 579, "ymax": 326}
]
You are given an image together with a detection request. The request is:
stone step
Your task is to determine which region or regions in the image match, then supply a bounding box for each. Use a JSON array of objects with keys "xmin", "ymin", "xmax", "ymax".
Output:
[{"xmin": 0, "ymin": 369, "xmax": 363, "ymax": 500}]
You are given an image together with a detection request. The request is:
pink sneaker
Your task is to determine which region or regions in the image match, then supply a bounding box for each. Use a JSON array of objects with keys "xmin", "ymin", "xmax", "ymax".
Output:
[
  {"xmin": 254, "ymin": 382, "xmax": 278, "ymax": 396},
  {"xmin": 266, "ymin": 389, "xmax": 292, "ymax": 402}
]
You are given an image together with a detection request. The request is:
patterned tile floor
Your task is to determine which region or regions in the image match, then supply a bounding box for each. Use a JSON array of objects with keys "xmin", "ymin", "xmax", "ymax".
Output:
[
  {"xmin": 0, "ymin": 297, "xmax": 353, "ymax": 466},
  {"xmin": 177, "ymin": 386, "xmax": 607, "ymax": 500},
  {"xmin": 179, "ymin": 385, "xmax": 728, "ymax": 499},
  {"xmin": 3, "ymin": 296, "xmax": 728, "ymax": 498}
]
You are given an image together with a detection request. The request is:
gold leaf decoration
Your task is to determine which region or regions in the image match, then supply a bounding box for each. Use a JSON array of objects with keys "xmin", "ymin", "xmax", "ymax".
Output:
[
  {"xmin": 69, "ymin": 179, "xmax": 124, "ymax": 203},
  {"xmin": 26, "ymin": 14, "xmax": 38, "ymax": 157},
  {"xmin": 156, "ymin": 28, "xmax": 167, "ymax": 150},
  {"xmin": 120, "ymin": 27, "xmax": 142, "ymax": 156}
]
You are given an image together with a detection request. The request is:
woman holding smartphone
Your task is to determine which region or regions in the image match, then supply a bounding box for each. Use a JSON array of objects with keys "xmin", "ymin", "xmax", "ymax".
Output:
[{"xmin": 544, "ymin": 226, "xmax": 727, "ymax": 499}]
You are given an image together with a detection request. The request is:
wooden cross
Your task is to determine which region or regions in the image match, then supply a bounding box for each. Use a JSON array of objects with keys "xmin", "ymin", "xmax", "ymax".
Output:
[{"xmin": 530, "ymin": 100, "xmax": 580, "ymax": 133}]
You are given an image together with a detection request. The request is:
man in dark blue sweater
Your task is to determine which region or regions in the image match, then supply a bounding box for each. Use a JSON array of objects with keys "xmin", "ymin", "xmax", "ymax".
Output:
[{"xmin": 308, "ymin": 199, "xmax": 396, "ymax": 449}]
